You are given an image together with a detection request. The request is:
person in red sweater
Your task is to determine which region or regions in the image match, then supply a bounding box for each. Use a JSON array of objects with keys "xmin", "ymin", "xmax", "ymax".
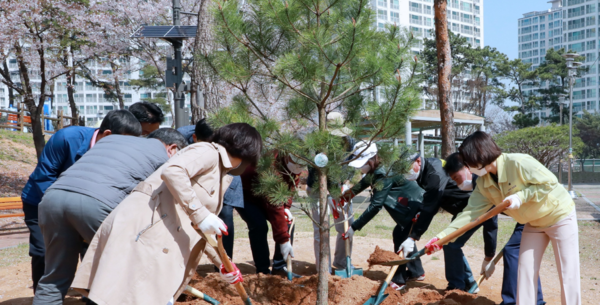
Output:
[{"xmin": 239, "ymin": 150, "xmax": 303, "ymax": 275}]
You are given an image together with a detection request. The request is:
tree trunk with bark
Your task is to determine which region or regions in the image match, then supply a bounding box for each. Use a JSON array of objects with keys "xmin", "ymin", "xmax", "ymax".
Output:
[
  {"xmin": 434, "ymin": 0, "xmax": 455, "ymax": 158},
  {"xmin": 66, "ymin": 70, "xmax": 79, "ymax": 126},
  {"xmin": 316, "ymin": 105, "xmax": 329, "ymax": 304},
  {"xmin": 1, "ymin": 61, "xmax": 16, "ymax": 107},
  {"xmin": 111, "ymin": 63, "xmax": 124, "ymax": 109},
  {"xmin": 15, "ymin": 43, "xmax": 46, "ymax": 158}
]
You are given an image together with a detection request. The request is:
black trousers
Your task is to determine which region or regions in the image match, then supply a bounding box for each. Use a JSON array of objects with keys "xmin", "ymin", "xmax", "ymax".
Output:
[
  {"xmin": 23, "ymin": 203, "xmax": 45, "ymax": 292},
  {"xmin": 236, "ymin": 201, "xmax": 294, "ymax": 274},
  {"xmin": 391, "ymin": 223, "xmax": 425, "ymax": 285}
]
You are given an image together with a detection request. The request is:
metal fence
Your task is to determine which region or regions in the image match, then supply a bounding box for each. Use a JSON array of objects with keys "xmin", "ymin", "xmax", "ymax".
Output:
[{"xmin": 550, "ymin": 159, "xmax": 600, "ymax": 173}]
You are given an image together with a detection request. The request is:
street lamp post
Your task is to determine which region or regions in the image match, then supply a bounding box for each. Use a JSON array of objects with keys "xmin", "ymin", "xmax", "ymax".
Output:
[
  {"xmin": 561, "ymin": 53, "xmax": 580, "ymax": 199},
  {"xmin": 557, "ymin": 94, "xmax": 567, "ymax": 184}
]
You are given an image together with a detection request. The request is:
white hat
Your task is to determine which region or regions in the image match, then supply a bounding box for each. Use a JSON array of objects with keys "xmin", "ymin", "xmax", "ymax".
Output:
[
  {"xmin": 327, "ymin": 112, "xmax": 352, "ymax": 137},
  {"xmin": 348, "ymin": 141, "xmax": 378, "ymax": 168}
]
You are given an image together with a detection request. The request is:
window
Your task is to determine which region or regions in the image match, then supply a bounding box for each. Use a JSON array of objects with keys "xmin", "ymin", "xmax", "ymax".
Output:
[
  {"xmin": 410, "ymin": 14, "xmax": 422, "ymax": 25},
  {"xmin": 533, "ymin": 17, "xmax": 538, "ymax": 24},
  {"xmin": 540, "ymin": 24, "xmax": 545, "ymax": 31},
  {"xmin": 586, "ymin": 16, "xmax": 595, "ymax": 26},
  {"xmin": 533, "ymin": 50, "xmax": 539, "ymax": 56},
  {"xmin": 586, "ymin": 4, "xmax": 595, "ymax": 14},
  {"xmin": 533, "ymin": 33, "xmax": 539, "ymax": 40},
  {"xmin": 425, "ymin": 17, "xmax": 432, "ymax": 26},
  {"xmin": 86, "ymin": 105, "xmax": 98, "ymax": 115},
  {"xmin": 377, "ymin": 22, "xmax": 385, "ymax": 30},
  {"xmin": 586, "ymin": 28, "xmax": 596, "ymax": 38},
  {"xmin": 140, "ymin": 93, "xmax": 151, "ymax": 99},
  {"xmin": 86, "ymin": 94, "xmax": 96, "ymax": 103},
  {"xmin": 540, "ymin": 32, "xmax": 546, "ymax": 39},
  {"xmin": 587, "ymin": 89, "xmax": 597, "ymax": 98},
  {"xmin": 103, "ymin": 106, "xmax": 114, "ymax": 112},
  {"xmin": 461, "ymin": 1, "xmax": 472, "ymax": 12},
  {"xmin": 533, "ymin": 41, "xmax": 539, "ymax": 48},
  {"xmin": 378, "ymin": 10, "xmax": 387, "ymax": 20},
  {"xmin": 586, "ymin": 40, "xmax": 596, "ymax": 50},
  {"xmin": 411, "ymin": 26, "xmax": 422, "ymax": 37},
  {"xmin": 540, "ymin": 16, "xmax": 545, "ymax": 22},
  {"xmin": 586, "ymin": 53, "xmax": 596, "ymax": 63},
  {"xmin": 409, "ymin": 2, "xmax": 421, "ymax": 12},
  {"xmin": 378, "ymin": 0, "xmax": 387, "ymax": 8},
  {"xmin": 391, "ymin": 12, "xmax": 399, "ymax": 23},
  {"xmin": 541, "ymin": 41, "xmax": 546, "ymax": 47},
  {"xmin": 391, "ymin": 0, "xmax": 399, "ymax": 10},
  {"xmin": 540, "ymin": 48, "xmax": 546, "ymax": 54},
  {"xmin": 424, "ymin": 5, "xmax": 432, "ymax": 15},
  {"xmin": 475, "ymin": 16, "xmax": 480, "ymax": 26}
]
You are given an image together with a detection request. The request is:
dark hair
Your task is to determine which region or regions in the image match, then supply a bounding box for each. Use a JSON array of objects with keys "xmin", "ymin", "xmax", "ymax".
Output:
[
  {"xmin": 128, "ymin": 101, "xmax": 164, "ymax": 124},
  {"xmin": 458, "ymin": 131, "xmax": 502, "ymax": 169},
  {"xmin": 211, "ymin": 123, "xmax": 262, "ymax": 164},
  {"xmin": 195, "ymin": 119, "xmax": 214, "ymax": 142},
  {"xmin": 444, "ymin": 152, "xmax": 465, "ymax": 175},
  {"xmin": 147, "ymin": 128, "xmax": 188, "ymax": 149},
  {"xmin": 99, "ymin": 110, "xmax": 142, "ymax": 136}
]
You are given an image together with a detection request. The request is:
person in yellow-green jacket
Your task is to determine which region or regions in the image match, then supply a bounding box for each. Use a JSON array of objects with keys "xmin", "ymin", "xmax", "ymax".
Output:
[{"xmin": 423, "ymin": 131, "xmax": 580, "ymax": 305}]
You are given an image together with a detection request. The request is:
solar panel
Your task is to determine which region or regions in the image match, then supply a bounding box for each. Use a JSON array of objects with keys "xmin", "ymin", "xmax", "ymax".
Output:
[{"xmin": 132, "ymin": 26, "xmax": 197, "ymax": 39}]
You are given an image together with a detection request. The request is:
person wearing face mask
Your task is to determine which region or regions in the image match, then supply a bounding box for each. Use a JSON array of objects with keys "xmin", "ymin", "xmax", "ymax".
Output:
[
  {"xmin": 237, "ymin": 151, "xmax": 302, "ymax": 276},
  {"xmin": 33, "ymin": 128, "xmax": 187, "ymax": 305},
  {"xmin": 427, "ymin": 131, "xmax": 576, "ymax": 305},
  {"xmin": 71, "ymin": 123, "xmax": 263, "ymax": 305},
  {"xmin": 398, "ymin": 152, "xmax": 483, "ymax": 292},
  {"xmin": 446, "ymin": 152, "xmax": 546, "ymax": 305},
  {"xmin": 338, "ymin": 141, "xmax": 424, "ymax": 290},
  {"xmin": 443, "ymin": 153, "xmax": 499, "ymax": 294}
]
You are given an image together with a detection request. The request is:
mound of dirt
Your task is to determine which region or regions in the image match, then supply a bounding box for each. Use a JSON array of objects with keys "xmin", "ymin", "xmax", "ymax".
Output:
[
  {"xmin": 177, "ymin": 273, "xmax": 495, "ymax": 305},
  {"xmin": 367, "ymin": 246, "xmax": 401, "ymax": 267}
]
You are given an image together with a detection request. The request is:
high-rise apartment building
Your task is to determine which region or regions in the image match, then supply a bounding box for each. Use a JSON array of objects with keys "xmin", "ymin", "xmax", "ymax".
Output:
[
  {"xmin": 518, "ymin": 0, "xmax": 599, "ymax": 119},
  {"xmin": 373, "ymin": 0, "xmax": 484, "ymax": 51}
]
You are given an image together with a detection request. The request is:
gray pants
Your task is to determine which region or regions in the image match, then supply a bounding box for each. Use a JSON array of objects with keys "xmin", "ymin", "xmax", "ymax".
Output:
[
  {"xmin": 34, "ymin": 189, "xmax": 113, "ymax": 305},
  {"xmin": 310, "ymin": 195, "xmax": 354, "ymax": 272}
]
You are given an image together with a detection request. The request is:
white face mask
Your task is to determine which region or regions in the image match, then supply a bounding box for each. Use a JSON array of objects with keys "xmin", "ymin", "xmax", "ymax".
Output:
[
  {"xmin": 458, "ymin": 180, "xmax": 473, "ymax": 191},
  {"xmin": 469, "ymin": 166, "xmax": 488, "ymax": 177},
  {"xmin": 286, "ymin": 161, "xmax": 304, "ymax": 174},
  {"xmin": 404, "ymin": 167, "xmax": 419, "ymax": 181},
  {"xmin": 360, "ymin": 163, "xmax": 371, "ymax": 174}
]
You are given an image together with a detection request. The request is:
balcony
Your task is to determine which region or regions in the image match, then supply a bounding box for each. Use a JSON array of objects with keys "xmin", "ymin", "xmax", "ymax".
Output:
[
  {"xmin": 410, "ymin": 19, "xmax": 423, "ymax": 25},
  {"xmin": 410, "ymin": 7, "xmax": 422, "ymax": 13}
]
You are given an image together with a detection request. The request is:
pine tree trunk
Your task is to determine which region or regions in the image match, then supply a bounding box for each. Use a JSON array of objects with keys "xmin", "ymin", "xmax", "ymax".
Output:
[
  {"xmin": 316, "ymin": 106, "xmax": 329, "ymax": 305},
  {"xmin": 434, "ymin": 0, "xmax": 455, "ymax": 158},
  {"xmin": 317, "ymin": 170, "xmax": 330, "ymax": 305}
]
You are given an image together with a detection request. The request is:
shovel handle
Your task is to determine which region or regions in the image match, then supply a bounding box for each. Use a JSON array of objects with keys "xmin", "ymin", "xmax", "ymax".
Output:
[
  {"xmin": 217, "ymin": 236, "xmax": 251, "ymax": 302},
  {"xmin": 384, "ymin": 251, "xmax": 403, "ymax": 284},
  {"xmin": 430, "ymin": 201, "xmax": 510, "ymax": 253},
  {"xmin": 343, "ymin": 209, "xmax": 351, "ymax": 256}
]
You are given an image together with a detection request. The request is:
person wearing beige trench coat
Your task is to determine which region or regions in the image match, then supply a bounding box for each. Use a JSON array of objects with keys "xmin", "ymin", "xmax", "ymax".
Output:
[{"xmin": 72, "ymin": 123, "xmax": 263, "ymax": 305}]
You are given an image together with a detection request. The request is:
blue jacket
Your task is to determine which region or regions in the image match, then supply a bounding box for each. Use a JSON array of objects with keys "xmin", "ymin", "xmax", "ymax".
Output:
[
  {"xmin": 177, "ymin": 125, "xmax": 196, "ymax": 145},
  {"xmin": 21, "ymin": 126, "xmax": 96, "ymax": 206}
]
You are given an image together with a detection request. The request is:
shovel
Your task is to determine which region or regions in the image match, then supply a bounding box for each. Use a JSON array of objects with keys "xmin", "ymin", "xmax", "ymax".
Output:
[
  {"xmin": 378, "ymin": 200, "xmax": 511, "ymax": 267},
  {"xmin": 286, "ymin": 218, "xmax": 296, "ymax": 281},
  {"xmin": 334, "ymin": 207, "xmax": 363, "ymax": 278},
  {"xmin": 362, "ymin": 251, "xmax": 405, "ymax": 305},
  {"xmin": 184, "ymin": 285, "xmax": 220, "ymax": 305},
  {"xmin": 198, "ymin": 230, "xmax": 253, "ymax": 305},
  {"xmin": 468, "ymin": 248, "xmax": 505, "ymax": 294}
]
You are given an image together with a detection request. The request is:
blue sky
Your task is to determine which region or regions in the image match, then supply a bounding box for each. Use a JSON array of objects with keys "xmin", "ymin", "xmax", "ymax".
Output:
[{"xmin": 485, "ymin": 1, "xmax": 550, "ymax": 59}]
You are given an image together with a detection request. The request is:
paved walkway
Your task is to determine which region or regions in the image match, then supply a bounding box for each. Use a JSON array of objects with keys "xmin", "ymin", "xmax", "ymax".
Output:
[{"xmin": 573, "ymin": 184, "xmax": 600, "ymax": 221}]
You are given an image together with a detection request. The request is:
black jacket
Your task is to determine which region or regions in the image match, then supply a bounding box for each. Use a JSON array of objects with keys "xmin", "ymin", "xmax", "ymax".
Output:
[
  {"xmin": 350, "ymin": 167, "xmax": 424, "ymax": 231},
  {"xmin": 409, "ymin": 158, "xmax": 473, "ymax": 240}
]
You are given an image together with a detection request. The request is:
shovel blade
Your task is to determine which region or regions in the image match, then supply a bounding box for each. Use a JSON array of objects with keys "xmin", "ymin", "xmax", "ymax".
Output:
[{"xmin": 362, "ymin": 294, "xmax": 389, "ymax": 305}]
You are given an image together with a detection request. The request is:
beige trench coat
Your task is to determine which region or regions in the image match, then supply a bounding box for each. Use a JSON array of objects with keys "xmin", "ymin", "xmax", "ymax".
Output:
[{"xmin": 71, "ymin": 142, "xmax": 233, "ymax": 305}]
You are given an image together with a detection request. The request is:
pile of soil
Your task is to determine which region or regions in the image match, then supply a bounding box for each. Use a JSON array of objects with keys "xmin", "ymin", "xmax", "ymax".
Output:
[
  {"xmin": 367, "ymin": 246, "xmax": 401, "ymax": 267},
  {"xmin": 177, "ymin": 273, "xmax": 495, "ymax": 305}
]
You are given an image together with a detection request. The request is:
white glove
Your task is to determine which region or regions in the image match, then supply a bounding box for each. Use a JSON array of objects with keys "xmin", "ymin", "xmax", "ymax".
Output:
[
  {"xmin": 343, "ymin": 226, "xmax": 354, "ymax": 240},
  {"xmin": 481, "ymin": 258, "xmax": 495, "ymax": 279},
  {"xmin": 198, "ymin": 214, "xmax": 228, "ymax": 236},
  {"xmin": 280, "ymin": 241, "xmax": 294, "ymax": 261},
  {"xmin": 398, "ymin": 237, "xmax": 415, "ymax": 255},
  {"xmin": 219, "ymin": 263, "xmax": 243, "ymax": 284},
  {"xmin": 284, "ymin": 208, "xmax": 294, "ymax": 223},
  {"xmin": 503, "ymin": 194, "xmax": 522, "ymax": 210}
]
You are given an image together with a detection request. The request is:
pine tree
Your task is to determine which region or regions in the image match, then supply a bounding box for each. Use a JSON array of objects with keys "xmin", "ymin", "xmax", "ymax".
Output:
[{"xmin": 203, "ymin": 1, "xmax": 422, "ymax": 303}]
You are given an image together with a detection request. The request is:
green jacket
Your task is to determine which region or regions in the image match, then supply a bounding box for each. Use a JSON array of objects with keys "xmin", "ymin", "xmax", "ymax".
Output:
[
  {"xmin": 350, "ymin": 167, "xmax": 424, "ymax": 231},
  {"xmin": 437, "ymin": 153, "xmax": 575, "ymax": 241}
]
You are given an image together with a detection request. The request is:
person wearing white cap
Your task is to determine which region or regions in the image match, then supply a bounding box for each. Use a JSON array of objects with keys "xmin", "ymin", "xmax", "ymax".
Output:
[
  {"xmin": 336, "ymin": 141, "xmax": 425, "ymax": 290},
  {"xmin": 306, "ymin": 112, "xmax": 356, "ymax": 271}
]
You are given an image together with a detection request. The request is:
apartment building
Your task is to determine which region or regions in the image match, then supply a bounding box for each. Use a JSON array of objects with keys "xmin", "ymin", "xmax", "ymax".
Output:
[
  {"xmin": 0, "ymin": 57, "xmax": 185, "ymax": 127},
  {"xmin": 518, "ymin": 0, "xmax": 598, "ymax": 119},
  {"xmin": 373, "ymin": 0, "xmax": 484, "ymax": 51}
]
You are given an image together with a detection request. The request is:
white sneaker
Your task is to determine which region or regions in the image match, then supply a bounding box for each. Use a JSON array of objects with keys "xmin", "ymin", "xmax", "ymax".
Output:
[{"xmin": 389, "ymin": 282, "xmax": 406, "ymax": 291}]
